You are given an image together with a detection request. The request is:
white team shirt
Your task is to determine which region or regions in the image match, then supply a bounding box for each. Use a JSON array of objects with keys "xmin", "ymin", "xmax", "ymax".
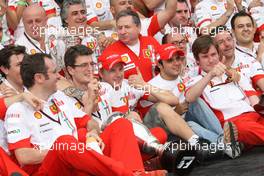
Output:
[
  {"xmin": 109, "ymin": 80, "xmax": 148, "ymax": 113},
  {"xmin": 233, "ymin": 49, "xmax": 264, "ymax": 80},
  {"xmin": 186, "ymin": 71, "xmax": 255, "ymax": 120},
  {"xmin": 250, "ymin": 6, "xmax": 264, "ymax": 31},
  {"xmin": 85, "ymin": 0, "xmax": 113, "ymax": 21},
  {"xmin": 0, "ymin": 91, "xmax": 8, "ymax": 153},
  {"xmin": 5, "ymin": 91, "xmax": 86, "ymax": 150},
  {"xmin": 15, "ymin": 32, "xmax": 50, "ymax": 55},
  {"xmin": 194, "ymin": 0, "xmax": 250, "ymax": 29}
]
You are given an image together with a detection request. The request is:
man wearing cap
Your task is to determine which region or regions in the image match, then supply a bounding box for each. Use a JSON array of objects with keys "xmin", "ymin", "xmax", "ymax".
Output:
[
  {"xmin": 98, "ymin": 45, "xmax": 210, "ymax": 149},
  {"xmin": 5, "ymin": 52, "xmax": 167, "ymax": 176},
  {"xmin": 139, "ymin": 43, "xmax": 230, "ymax": 147}
]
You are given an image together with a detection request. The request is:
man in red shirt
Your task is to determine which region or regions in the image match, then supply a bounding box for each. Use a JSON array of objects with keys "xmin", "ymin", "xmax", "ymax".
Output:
[{"xmin": 101, "ymin": 10, "xmax": 160, "ymax": 82}]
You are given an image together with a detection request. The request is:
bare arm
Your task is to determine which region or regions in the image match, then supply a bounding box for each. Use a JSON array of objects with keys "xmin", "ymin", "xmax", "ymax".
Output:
[
  {"xmin": 128, "ymin": 67, "xmax": 179, "ymax": 106},
  {"xmin": 142, "ymin": 0, "xmax": 164, "ymax": 11},
  {"xmin": 156, "ymin": 0, "xmax": 177, "ymax": 29},
  {"xmin": 89, "ymin": 20, "xmax": 116, "ymax": 31},
  {"xmin": 186, "ymin": 63, "xmax": 227, "ymax": 102},
  {"xmin": 200, "ymin": 0, "xmax": 234, "ymax": 35},
  {"xmin": 15, "ymin": 148, "xmax": 48, "ymax": 165}
]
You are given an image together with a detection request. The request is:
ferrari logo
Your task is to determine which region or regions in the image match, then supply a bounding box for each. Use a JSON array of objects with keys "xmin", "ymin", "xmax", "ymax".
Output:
[
  {"xmin": 87, "ymin": 42, "xmax": 95, "ymax": 49},
  {"xmin": 30, "ymin": 49, "xmax": 36, "ymax": 55},
  {"xmin": 49, "ymin": 104, "xmax": 59, "ymax": 115},
  {"xmin": 177, "ymin": 83, "xmax": 186, "ymax": 92},
  {"xmin": 144, "ymin": 49, "xmax": 151, "ymax": 58}
]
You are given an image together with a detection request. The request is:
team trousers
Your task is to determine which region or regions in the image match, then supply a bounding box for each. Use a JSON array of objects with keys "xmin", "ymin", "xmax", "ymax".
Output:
[{"xmin": 34, "ymin": 118, "xmax": 144, "ymax": 176}]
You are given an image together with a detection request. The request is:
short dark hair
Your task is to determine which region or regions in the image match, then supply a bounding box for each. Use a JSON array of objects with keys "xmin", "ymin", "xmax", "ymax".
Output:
[
  {"xmin": 162, "ymin": 33, "xmax": 169, "ymax": 44},
  {"xmin": 116, "ymin": 9, "xmax": 141, "ymax": 26},
  {"xmin": 0, "ymin": 45, "xmax": 26, "ymax": 77},
  {"xmin": 192, "ymin": 35, "xmax": 215, "ymax": 61},
  {"xmin": 231, "ymin": 11, "xmax": 255, "ymax": 30},
  {"xmin": 177, "ymin": 0, "xmax": 189, "ymax": 7},
  {"xmin": 64, "ymin": 45, "xmax": 93, "ymax": 68},
  {"xmin": 21, "ymin": 53, "xmax": 52, "ymax": 88}
]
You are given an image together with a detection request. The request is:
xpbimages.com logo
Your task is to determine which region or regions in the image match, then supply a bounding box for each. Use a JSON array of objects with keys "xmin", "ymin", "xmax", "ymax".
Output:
[
  {"xmin": 164, "ymin": 140, "xmax": 232, "ymax": 154},
  {"xmin": 33, "ymin": 142, "xmax": 94, "ymax": 154},
  {"xmin": 32, "ymin": 26, "xmax": 101, "ymax": 37}
]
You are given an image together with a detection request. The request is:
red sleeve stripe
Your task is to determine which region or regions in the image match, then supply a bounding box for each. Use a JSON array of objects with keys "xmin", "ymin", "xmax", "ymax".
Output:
[
  {"xmin": 0, "ymin": 98, "xmax": 7, "ymax": 119},
  {"xmin": 147, "ymin": 14, "xmax": 160, "ymax": 37},
  {"xmin": 87, "ymin": 17, "xmax": 98, "ymax": 25},
  {"xmin": 197, "ymin": 18, "xmax": 212, "ymax": 28},
  {"xmin": 74, "ymin": 114, "xmax": 91, "ymax": 129},
  {"xmin": 45, "ymin": 8, "xmax": 56, "ymax": 15},
  {"xmin": 251, "ymin": 74, "xmax": 264, "ymax": 86},
  {"xmin": 8, "ymin": 138, "xmax": 32, "ymax": 151}
]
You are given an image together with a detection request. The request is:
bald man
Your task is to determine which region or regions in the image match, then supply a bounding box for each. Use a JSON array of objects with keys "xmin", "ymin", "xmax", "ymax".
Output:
[{"xmin": 15, "ymin": 4, "xmax": 49, "ymax": 55}]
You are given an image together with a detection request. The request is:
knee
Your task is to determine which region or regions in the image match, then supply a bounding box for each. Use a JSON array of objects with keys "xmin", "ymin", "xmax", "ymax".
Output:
[
  {"xmin": 155, "ymin": 102, "xmax": 171, "ymax": 114},
  {"xmin": 55, "ymin": 135, "xmax": 78, "ymax": 144},
  {"xmin": 111, "ymin": 118, "xmax": 133, "ymax": 130}
]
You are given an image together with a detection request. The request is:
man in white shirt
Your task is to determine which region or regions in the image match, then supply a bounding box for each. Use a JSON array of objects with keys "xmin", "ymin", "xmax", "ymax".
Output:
[
  {"xmin": 15, "ymin": 4, "xmax": 49, "ymax": 55},
  {"xmin": 142, "ymin": 43, "xmax": 223, "ymax": 144},
  {"xmin": 213, "ymin": 25, "xmax": 264, "ymax": 95},
  {"xmin": 231, "ymin": 11, "xmax": 264, "ymax": 65},
  {"xmin": 5, "ymin": 53, "xmax": 165, "ymax": 176},
  {"xmin": 195, "ymin": 0, "xmax": 251, "ymax": 34},
  {"xmin": 186, "ymin": 35, "xmax": 264, "ymax": 149}
]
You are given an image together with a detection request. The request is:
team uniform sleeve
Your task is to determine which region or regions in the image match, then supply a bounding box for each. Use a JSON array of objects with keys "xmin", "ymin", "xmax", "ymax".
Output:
[
  {"xmin": 40, "ymin": 0, "xmax": 56, "ymax": 16},
  {"xmin": 147, "ymin": 14, "xmax": 161, "ymax": 37},
  {"xmin": 58, "ymin": 91, "xmax": 91, "ymax": 129},
  {"xmin": 8, "ymin": 0, "xmax": 17, "ymax": 11},
  {"xmin": 0, "ymin": 98, "xmax": 7, "ymax": 119},
  {"xmin": 249, "ymin": 59, "xmax": 264, "ymax": 85},
  {"xmin": 4, "ymin": 103, "xmax": 31, "ymax": 151},
  {"xmin": 85, "ymin": 2, "xmax": 99, "ymax": 25},
  {"xmin": 184, "ymin": 75, "xmax": 203, "ymax": 96},
  {"xmin": 194, "ymin": 3, "xmax": 212, "ymax": 28},
  {"xmin": 238, "ymin": 74, "xmax": 259, "ymax": 97}
]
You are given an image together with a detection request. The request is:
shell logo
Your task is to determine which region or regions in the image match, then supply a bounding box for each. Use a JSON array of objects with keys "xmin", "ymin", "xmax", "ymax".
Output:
[
  {"xmin": 96, "ymin": 2, "xmax": 102, "ymax": 9},
  {"xmin": 111, "ymin": 33, "xmax": 118, "ymax": 40},
  {"xmin": 34, "ymin": 112, "xmax": 42, "ymax": 119},
  {"xmin": 210, "ymin": 6, "xmax": 217, "ymax": 10},
  {"xmin": 121, "ymin": 56, "xmax": 129, "ymax": 62},
  {"xmin": 75, "ymin": 102, "xmax": 82, "ymax": 109},
  {"xmin": 30, "ymin": 49, "xmax": 36, "ymax": 55}
]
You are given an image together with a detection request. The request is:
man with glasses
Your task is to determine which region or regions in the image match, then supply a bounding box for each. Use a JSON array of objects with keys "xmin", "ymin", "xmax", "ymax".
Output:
[{"xmin": 5, "ymin": 52, "xmax": 166, "ymax": 176}]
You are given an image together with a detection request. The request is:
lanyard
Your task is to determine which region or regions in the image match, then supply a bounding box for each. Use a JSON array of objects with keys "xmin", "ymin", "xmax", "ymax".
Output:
[
  {"xmin": 73, "ymin": 97, "xmax": 102, "ymax": 120},
  {"xmin": 24, "ymin": 32, "xmax": 45, "ymax": 54},
  {"xmin": 235, "ymin": 46, "xmax": 256, "ymax": 59},
  {"xmin": 40, "ymin": 100, "xmax": 61, "ymax": 125}
]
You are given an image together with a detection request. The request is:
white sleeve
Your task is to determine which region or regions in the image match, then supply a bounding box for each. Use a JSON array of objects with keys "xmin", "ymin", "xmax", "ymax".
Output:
[
  {"xmin": 85, "ymin": 0, "xmax": 99, "ymax": 24},
  {"xmin": 4, "ymin": 103, "xmax": 31, "ymax": 147},
  {"xmin": 194, "ymin": 3, "xmax": 212, "ymax": 28}
]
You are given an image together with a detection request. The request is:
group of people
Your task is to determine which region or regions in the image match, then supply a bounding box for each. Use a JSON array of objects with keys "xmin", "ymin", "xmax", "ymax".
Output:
[{"xmin": 1, "ymin": 0, "xmax": 264, "ymax": 175}]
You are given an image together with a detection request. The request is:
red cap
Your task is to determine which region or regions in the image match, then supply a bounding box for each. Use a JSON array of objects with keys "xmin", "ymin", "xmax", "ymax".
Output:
[
  {"xmin": 157, "ymin": 44, "xmax": 185, "ymax": 61},
  {"xmin": 99, "ymin": 54, "xmax": 125, "ymax": 70}
]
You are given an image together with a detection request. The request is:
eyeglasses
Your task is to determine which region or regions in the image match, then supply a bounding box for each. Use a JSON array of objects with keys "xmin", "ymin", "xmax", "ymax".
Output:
[{"xmin": 73, "ymin": 62, "xmax": 95, "ymax": 68}]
